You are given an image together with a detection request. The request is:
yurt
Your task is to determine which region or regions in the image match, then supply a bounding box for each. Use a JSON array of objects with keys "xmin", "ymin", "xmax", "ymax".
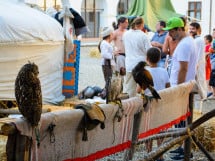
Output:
[{"xmin": 0, "ymin": 0, "xmax": 65, "ymax": 104}]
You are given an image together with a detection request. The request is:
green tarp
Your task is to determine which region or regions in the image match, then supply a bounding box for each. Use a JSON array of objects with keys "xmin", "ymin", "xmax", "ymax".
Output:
[{"xmin": 126, "ymin": 0, "xmax": 182, "ymax": 31}]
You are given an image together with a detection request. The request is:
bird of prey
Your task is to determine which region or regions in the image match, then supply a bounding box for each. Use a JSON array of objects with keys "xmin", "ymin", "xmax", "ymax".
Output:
[
  {"xmin": 15, "ymin": 62, "xmax": 42, "ymax": 126},
  {"xmin": 106, "ymin": 73, "xmax": 123, "ymax": 103},
  {"xmin": 15, "ymin": 62, "xmax": 42, "ymax": 135},
  {"xmin": 106, "ymin": 73, "xmax": 124, "ymax": 122},
  {"xmin": 132, "ymin": 61, "xmax": 161, "ymax": 100},
  {"xmin": 15, "ymin": 62, "xmax": 42, "ymax": 146}
]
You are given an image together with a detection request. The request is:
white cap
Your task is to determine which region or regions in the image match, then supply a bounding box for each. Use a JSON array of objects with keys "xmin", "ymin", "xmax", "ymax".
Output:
[{"xmin": 100, "ymin": 27, "xmax": 114, "ymax": 37}]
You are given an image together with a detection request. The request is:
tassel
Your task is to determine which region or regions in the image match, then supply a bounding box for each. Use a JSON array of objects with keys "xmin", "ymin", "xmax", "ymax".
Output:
[
  {"xmin": 82, "ymin": 127, "xmax": 88, "ymax": 141},
  {"xmin": 35, "ymin": 127, "xmax": 40, "ymax": 147}
]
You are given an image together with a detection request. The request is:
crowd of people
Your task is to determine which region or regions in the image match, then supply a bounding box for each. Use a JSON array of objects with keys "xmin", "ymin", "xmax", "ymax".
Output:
[
  {"xmin": 99, "ymin": 16, "xmax": 215, "ymax": 99},
  {"xmin": 98, "ymin": 15, "xmax": 215, "ymax": 161}
]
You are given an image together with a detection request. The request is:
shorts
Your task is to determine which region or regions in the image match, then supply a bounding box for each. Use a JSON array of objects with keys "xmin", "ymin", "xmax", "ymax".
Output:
[
  {"xmin": 115, "ymin": 55, "xmax": 125, "ymax": 74},
  {"xmin": 209, "ymin": 69, "xmax": 215, "ymax": 87}
]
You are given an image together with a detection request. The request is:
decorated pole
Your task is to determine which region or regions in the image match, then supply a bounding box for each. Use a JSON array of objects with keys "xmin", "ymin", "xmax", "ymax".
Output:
[{"xmin": 59, "ymin": 0, "xmax": 75, "ymax": 61}]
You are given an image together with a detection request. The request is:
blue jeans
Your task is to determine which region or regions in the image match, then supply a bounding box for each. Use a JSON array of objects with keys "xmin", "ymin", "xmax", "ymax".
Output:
[
  {"xmin": 211, "ymin": 54, "xmax": 215, "ymax": 70},
  {"xmin": 157, "ymin": 57, "xmax": 166, "ymax": 68},
  {"xmin": 175, "ymin": 120, "xmax": 186, "ymax": 128},
  {"xmin": 209, "ymin": 54, "xmax": 215, "ymax": 87}
]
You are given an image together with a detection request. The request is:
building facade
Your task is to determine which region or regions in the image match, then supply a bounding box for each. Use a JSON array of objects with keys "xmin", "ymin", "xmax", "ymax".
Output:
[
  {"xmin": 171, "ymin": 0, "xmax": 214, "ymax": 36},
  {"xmin": 30, "ymin": 0, "xmax": 215, "ymax": 37}
]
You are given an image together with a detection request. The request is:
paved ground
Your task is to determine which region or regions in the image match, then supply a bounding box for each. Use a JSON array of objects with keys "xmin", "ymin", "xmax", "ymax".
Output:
[{"xmin": 78, "ymin": 46, "xmax": 104, "ymax": 92}]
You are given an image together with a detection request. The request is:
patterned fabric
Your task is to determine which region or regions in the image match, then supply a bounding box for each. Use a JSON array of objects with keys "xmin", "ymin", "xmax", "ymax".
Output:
[{"xmin": 139, "ymin": 81, "xmax": 195, "ymax": 138}]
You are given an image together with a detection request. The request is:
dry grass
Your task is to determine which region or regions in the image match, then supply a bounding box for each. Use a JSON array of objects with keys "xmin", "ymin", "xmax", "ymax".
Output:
[
  {"xmin": 0, "ymin": 134, "xmax": 7, "ymax": 161},
  {"xmin": 89, "ymin": 47, "xmax": 101, "ymax": 58},
  {"xmin": 193, "ymin": 110, "xmax": 215, "ymax": 151}
]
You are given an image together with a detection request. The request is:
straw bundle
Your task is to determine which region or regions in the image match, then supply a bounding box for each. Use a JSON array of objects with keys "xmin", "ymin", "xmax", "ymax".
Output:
[
  {"xmin": 89, "ymin": 47, "xmax": 101, "ymax": 58},
  {"xmin": 0, "ymin": 135, "xmax": 7, "ymax": 161}
]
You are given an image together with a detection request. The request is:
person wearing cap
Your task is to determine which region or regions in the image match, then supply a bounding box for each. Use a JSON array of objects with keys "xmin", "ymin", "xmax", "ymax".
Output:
[
  {"xmin": 122, "ymin": 17, "xmax": 151, "ymax": 97},
  {"xmin": 163, "ymin": 17, "xmax": 197, "ymax": 86},
  {"xmin": 163, "ymin": 17, "xmax": 197, "ymax": 160},
  {"xmin": 162, "ymin": 16, "xmax": 187, "ymax": 76},
  {"xmin": 98, "ymin": 27, "xmax": 115, "ymax": 96},
  {"xmin": 112, "ymin": 16, "xmax": 128, "ymax": 76}
]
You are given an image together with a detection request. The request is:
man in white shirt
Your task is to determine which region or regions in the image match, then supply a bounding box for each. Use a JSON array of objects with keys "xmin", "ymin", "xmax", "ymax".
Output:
[
  {"xmin": 123, "ymin": 17, "xmax": 151, "ymax": 97},
  {"xmin": 163, "ymin": 17, "xmax": 197, "ymax": 86},
  {"xmin": 163, "ymin": 17, "xmax": 197, "ymax": 160},
  {"xmin": 189, "ymin": 22, "xmax": 207, "ymax": 99}
]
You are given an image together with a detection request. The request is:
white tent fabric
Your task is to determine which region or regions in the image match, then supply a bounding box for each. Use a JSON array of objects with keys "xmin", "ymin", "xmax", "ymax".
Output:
[{"xmin": 0, "ymin": 1, "xmax": 65, "ymax": 104}]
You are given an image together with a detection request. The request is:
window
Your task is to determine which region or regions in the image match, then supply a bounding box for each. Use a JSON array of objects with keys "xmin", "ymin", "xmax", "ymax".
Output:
[
  {"xmin": 188, "ymin": 2, "xmax": 202, "ymax": 20},
  {"xmin": 81, "ymin": 0, "xmax": 100, "ymax": 38},
  {"xmin": 117, "ymin": 0, "xmax": 132, "ymax": 15}
]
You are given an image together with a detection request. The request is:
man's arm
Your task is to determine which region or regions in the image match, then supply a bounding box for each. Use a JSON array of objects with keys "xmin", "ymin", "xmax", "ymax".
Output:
[
  {"xmin": 177, "ymin": 61, "xmax": 188, "ymax": 84},
  {"xmin": 151, "ymin": 41, "xmax": 163, "ymax": 48},
  {"xmin": 162, "ymin": 36, "xmax": 170, "ymax": 54}
]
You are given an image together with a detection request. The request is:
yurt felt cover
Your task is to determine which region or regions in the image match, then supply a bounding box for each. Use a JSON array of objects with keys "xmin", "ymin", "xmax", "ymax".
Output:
[{"xmin": 0, "ymin": 1, "xmax": 65, "ymax": 104}]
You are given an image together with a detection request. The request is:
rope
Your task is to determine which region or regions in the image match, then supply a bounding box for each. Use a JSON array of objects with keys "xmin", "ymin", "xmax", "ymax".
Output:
[
  {"xmin": 187, "ymin": 127, "xmax": 198, "ymax": 149},
  {"xmin": 35, "ymin": 127, "xmax": 40, "ymax": 147}
]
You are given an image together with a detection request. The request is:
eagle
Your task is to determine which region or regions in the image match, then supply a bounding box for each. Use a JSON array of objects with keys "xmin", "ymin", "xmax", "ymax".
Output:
[
  {"xmin": 132, "ymin": 61, "xmax": 161, "ymax": 100},
  {"xmin": 15, "ymin": 62, "xmax": 42, "ymax": 146}
]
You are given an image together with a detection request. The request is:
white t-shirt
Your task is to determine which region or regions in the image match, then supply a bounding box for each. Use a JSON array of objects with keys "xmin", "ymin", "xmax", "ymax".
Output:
[
  {"xmin": 123, "ymin": 29, "xmax": 151, "ymax": 72},
  {"xmin": 170, "ymin": 36, "xmax": 197, "ymax": 86},
  {"xmin": 145, "ymin": 67, "xmax": 170, "ymax": 94},
  {"xmin": 100, "ymin": 40, "xmax": 115, "ymax": 66},
  {"xmin": 194, "ymin": 36, "xmax": 207, "ymax": 98}
]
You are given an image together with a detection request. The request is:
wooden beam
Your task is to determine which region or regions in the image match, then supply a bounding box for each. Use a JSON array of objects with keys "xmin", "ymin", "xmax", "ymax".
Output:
[{"xmin": 0, "ymin": 108, "xmax": 51, "ymax": 115}]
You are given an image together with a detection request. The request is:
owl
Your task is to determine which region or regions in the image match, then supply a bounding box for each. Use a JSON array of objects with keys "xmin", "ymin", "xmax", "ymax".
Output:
[
  {"xmin": 107, "ymin": 73, "xmax": 123, "ymax": 103},
  {"xmin": 15, "ymin": 62, "xmax": 42, "ymax": 127}
]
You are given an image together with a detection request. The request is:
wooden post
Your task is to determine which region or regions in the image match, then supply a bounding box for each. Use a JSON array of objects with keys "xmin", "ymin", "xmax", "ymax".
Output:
[
  {"xmin": 6, "ymin": 132, "xmax": 32, "ymax": 161},
  {"xmin": 126, "ymin": 110, "xmax": 142, "ymax": 161},
  {"xmin": 184, "ymin": 92, "xmax": 194, "ymax": 161}
]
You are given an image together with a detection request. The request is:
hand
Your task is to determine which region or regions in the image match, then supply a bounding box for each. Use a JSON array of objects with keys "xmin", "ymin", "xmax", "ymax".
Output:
[
  {"xmin": 151, "ymin": 41, "xmax": 160, "ymax": 48},
  {"xmin": 113, "ymin": 50, "xmax": 120, "ymax": 55},
  {"xmin": 114, "ymin": 47, "xmax": 122, "ymax": 55}
]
